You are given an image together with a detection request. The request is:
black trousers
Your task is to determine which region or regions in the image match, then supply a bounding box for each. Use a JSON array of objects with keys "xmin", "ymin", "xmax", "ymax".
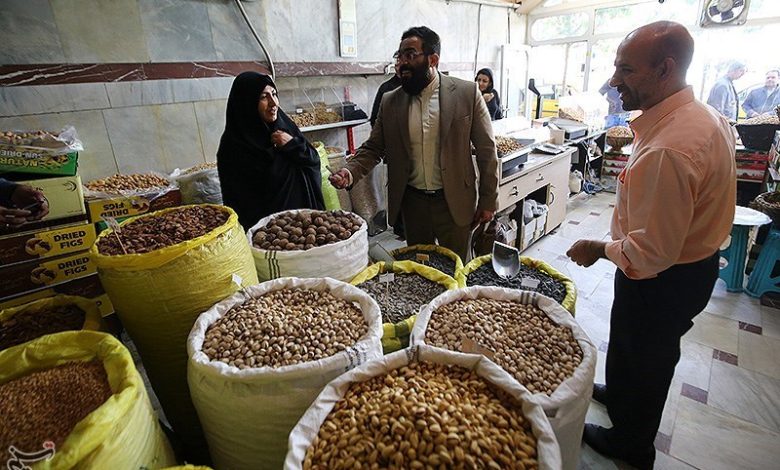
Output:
[{"xmin": 606, "ymin": 252, "xmax": 719, "ymax": 451}]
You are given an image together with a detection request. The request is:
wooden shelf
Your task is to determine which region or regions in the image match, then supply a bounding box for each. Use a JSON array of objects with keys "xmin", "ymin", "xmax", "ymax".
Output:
[{"xmin": 299, "ymin": 119, "xmax": 369, "ymax": 133}]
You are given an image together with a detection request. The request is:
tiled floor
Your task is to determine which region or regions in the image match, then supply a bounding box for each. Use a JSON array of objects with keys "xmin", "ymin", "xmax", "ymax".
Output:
[{"xmin": 373, "ymin": 191, "xmax": 780, "ymax": 470}]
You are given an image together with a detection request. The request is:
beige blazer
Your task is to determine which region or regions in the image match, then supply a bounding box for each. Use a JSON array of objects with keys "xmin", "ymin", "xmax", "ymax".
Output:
[{"xmin": 347, "ymin": 73, "xmax": 499, "ymax": 227}]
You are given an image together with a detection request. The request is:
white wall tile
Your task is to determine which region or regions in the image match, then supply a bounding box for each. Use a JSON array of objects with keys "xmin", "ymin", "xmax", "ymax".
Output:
[
  {"xmin": 139, "ymin": 0, "xmax": 217, "ymax": 62},
  {"xmin": 105, "ymin": 80, "xmax": 176, "ymax": 108},
  {"xmin": 0, "ymin": 0, "xmax": 65, "ymax": 64},
  {"xmin": 194, "ymin": 99, "xmax": 227, "ymax": 162}
]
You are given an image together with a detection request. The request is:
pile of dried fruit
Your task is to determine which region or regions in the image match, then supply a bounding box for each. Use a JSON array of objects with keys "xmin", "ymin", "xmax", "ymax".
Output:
[
  {"xmin": 392, "ymin": 250, "xmax": 457, "ymax": 277},
  {"xmin": 290, "ymin": 112, "xmax": 316, "ymax": 128},
  {"xmin": 741, "ymin": 112, "xmax": 780, "ymax": 125},
  {"xmin": 0, "ymin": 361, "xmax": 112, "ymax": 461},
  {"xmin": 96, "ymin": 205, "xmax": 229, "ymax": 255},
  {"xmin": 202, "ymin": 288, "xmax": 368, "ymax": 369},
  {"xmin": 357, "ymin": 273, "xmax": 447, "ymax": 324},
  {"xmin": 425, "ymin": 298, "xmax": 583, "ymax": 395},
  {"xmin": 495, "ymin": 136, "xmax": 524, "ymax": 156},
  {"xmin": 466, "ymin": 263, "xmax": 567, "ymax": 304},
  {"xmin": 0, "ymin": 304, "xmax": 85, "ymax": 352},
  {"xmin": 0, "ymin": 130, "xmax": 60, "ymax": 147},
  {"xmin": 182, "ymin": 162, "xmax": 217, "ymax": 175},
  {"xmin": 606, "ymin": 126, "xmax": 633, "ymax": 138},
  {"xmin": 252, "ymin": 210, "xmax": 362, "ymax": 251},
  {"xmin": 303, "ymin": 362, "xmax": 539, "ymax": 469},
  {"xmin": 85, "ymin": 173, "xmax": 170, "ymax": 193}
]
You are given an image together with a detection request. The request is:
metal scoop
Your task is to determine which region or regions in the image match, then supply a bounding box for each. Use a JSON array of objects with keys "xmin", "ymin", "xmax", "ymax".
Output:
[{"xmin": 491, "ymin": 241, "xmax": 521, "ymax": 279}]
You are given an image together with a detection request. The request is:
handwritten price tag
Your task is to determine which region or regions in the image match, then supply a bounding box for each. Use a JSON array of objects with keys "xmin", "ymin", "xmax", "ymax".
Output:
[
  {"xmin": 231, "ymin": 273, "xmax": 243, "ymax": 287},
  {"xmin": 461, "ymin": 336, "xmax": 496, "ymax": 360},
  {"xmin": 379, "ymin": 273, "xmax": 395, "ymax": 283},
  {"xmin": 103, "ymin": 216, "xmax": 121, "ymax": 234},
  {"xmin": 416, "ymin": 253, "xmax": 430, "ymax": 263},
  {"xmin": 520, "ymin": 277, "xmax": 541, "ymax": 290}
]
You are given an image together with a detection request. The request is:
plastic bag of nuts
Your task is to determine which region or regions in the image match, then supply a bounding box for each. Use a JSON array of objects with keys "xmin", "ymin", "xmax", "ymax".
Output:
[
  {"xmin": 84, "ymin": 172, "xmax": 174, "ymax": 196},
  {"xmin": 285, "ymin": 344, "xmax": 563, "ymax": 469},
  {"xmin": 91, "ymin": 205, "xmax": 258, "ymax": 462},
  {"xmin": 0, "ymin": 331, "xmax": 176, "ymax": 468},
  {"xmin": 187, "ymin": 277, "xmax": 383, "ymax": 470},
  {"xmin": 0, "ymin": 295, "xmax": 103, "ymax": 352},
  {"xmin": 172, "ymin": 162, "xmax": 222, "ymax": 205},
  {"xmin": 248, "ymin": 209, "xmax": 369, "ymax": 282},
  {"xmin": 411, "ymin": 287, "xmax": 596, "ymax": 470}
]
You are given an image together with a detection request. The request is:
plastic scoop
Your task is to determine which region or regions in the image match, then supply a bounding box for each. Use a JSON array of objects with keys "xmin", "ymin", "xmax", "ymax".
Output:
[{"xmin": 491, "ymin": 241, "xmax": 521, "ymax": 279}]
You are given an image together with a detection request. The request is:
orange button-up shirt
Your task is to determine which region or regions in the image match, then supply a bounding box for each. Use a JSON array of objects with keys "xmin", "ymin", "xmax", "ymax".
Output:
[{"xmin": 605, "ymin": 86, "xmax": 736, "ymax": 280}]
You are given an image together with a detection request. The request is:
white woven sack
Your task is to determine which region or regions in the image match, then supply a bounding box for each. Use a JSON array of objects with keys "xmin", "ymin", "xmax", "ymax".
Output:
[
  {"xmin": 175, "ymin": 167, "xmax": 223, "ymax": 205},
  {"xmin": 410, "ymin": 286, "xmax": 597, "ymax": 470},
  {"xmin": 285, "ymin": 344, "xmax": 563, "ymax": 470},
  {"xmin": 187, "ymin": 277, "xmax": 383, "ymax": 470},
  {"xmin": 247, "ymin": 209, "xmax": 369, "ymax": 282}
]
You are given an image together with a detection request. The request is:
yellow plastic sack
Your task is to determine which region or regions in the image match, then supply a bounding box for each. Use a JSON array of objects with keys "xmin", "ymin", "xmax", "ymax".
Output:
[
  {"xmin": 460, "ymin": 255, "xmax": 577, "ymax": 314},
  {"xmin": 351, "ymin": 261, "xmax": 459, "ymax": 354},
  {"xmin": 89, "ymin": 204, "xmax": 258, "ymax": 461},
  {"xmin": 313, "ymin": 142, "xmax": 341, "ymax": 211},
  {"xmin": 0, "ymin": 295, "xmax": 103, "ymax": 351},
  {"xmin": 0, "ymin": 331, "xmax": 176, "ymax": 469},
  {"xmin": 390, "ymin": 243, "xmax": 466, "ymax": 286}
]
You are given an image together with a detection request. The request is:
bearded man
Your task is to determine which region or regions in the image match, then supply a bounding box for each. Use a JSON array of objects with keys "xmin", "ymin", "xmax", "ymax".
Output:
[{"xmin": 329, "ymin": 26, "xmax": 498, "ymax": 260}]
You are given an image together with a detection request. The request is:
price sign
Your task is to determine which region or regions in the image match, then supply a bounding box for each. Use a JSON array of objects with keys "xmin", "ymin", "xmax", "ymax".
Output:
[
  {"xmin": 103, "ymin": 216, "xmax": 121, "ymax": 234},
  {"xmin": 231, "ymin": 273, "xmax": 243, "ymax": 287},
  {"xmin": 520, "ymin": 277, "xmax": 541, "ymax": 290},
  {"xmin": 461, "ymin": 336, "xmax": 496, "ymax": 360},
  {"xmin": 379, "ymin": 273, "xmax": 395, "ymax": 283},
  {"xmin": 416, "ymin": 253, "xmax": 430, "ymax": 264}
]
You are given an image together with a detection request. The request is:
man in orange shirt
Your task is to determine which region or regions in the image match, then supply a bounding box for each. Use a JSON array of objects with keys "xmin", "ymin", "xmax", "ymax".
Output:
[{"xmin": 567, "ymin": 21, "xmax": 736, "ymax": 469}]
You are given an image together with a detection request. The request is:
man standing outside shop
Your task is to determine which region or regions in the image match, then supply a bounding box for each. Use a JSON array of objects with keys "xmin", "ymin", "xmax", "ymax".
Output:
[
  {"xmin": 567, "ymin": 21, "xmax": 736, "ymax": 470},
  {"xmin": 742, "ymin": 69, "xmax": 780, "ymax": 118},
  {"xmin": 707, "ymin": 60, "xmax": 746, "ymax": 121},
  {"xmin": 329, "ymin": 26, "xmax": 498, "ymax": 261}
]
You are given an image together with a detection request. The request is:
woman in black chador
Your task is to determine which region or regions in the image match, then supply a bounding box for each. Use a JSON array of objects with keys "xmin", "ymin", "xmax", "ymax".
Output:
[
  {"xmin": 475, "ymin": 67, "xmax": 503, "ymax": 121},
  {"xmin": 217, "ymin": 72, "xmax": 325, "ymax": 229}
]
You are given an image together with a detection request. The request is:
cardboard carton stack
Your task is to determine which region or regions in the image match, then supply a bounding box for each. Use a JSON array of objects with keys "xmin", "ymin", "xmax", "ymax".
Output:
[{"xmin": 0, "ymin": 126, "xmax": 114, "ymax": 317}]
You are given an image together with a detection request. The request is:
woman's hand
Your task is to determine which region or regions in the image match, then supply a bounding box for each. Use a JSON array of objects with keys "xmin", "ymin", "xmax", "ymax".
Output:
[
  {"xmin": 482, "ymin": 92, "xmax": 494, "ymax": 103},
  {"xmin": 271, "ymin": 130, "xmax": 293, "ymax": 148}
]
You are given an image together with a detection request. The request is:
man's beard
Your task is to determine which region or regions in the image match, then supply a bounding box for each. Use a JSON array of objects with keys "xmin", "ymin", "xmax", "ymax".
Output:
[{"xmin": 400, "ymin": 62, "xmax": 432, "ymax": 96}]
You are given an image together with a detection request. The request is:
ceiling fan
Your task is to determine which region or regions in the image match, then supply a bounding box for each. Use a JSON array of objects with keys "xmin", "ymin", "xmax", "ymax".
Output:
[{"xmin": 700, "ymin": 0, "xmax": 750, "ymax": 27}]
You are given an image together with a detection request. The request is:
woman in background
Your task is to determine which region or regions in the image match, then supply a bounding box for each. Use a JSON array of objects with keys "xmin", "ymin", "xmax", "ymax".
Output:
[
  {"xmin": 217, "ymin": 72, "xmax": 324, "ymax": 229},
  {"xmin": 475, "ymin": 68, "xmax": 503, "ymax": 120}
]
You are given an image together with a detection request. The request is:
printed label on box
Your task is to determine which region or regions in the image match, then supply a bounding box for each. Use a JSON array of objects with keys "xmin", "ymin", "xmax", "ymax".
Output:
[{"xmin": 0, "ymin": 222, "xmax": 96, "ymax": 266}]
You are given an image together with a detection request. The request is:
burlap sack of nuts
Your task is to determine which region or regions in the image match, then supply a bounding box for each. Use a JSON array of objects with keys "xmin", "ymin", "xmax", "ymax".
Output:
[
  {"xmin": 90, "ymin": 204, "xmax": 258, "ymax": 462},
  {"xmin": 285, "ymin": 344, "xmax": 562, "ymax": 469},
  {"xmin": 350, "ymin": 260, "xmax": 459, "ymax": 354},
  {"xmin": 0, "ymin": 295, "xmax": 103, "ymax": 352},
  {"xmin": 248, "ymin": 209, "xmax": 369, "ymax": 282},
  {"xmin": 0, "ymin": 331, "xmax": 176, "ymax": 468},
  {"xmin": 187, "ymin": 277, "xmax": 382, "ymax": 470},
  {"xmin": 410, "ymin": 287, "xmax": 597, "ymax": 470},
  {"xmin": 173, "ymin": 162, "xmax": 222, "ymax": 205}
]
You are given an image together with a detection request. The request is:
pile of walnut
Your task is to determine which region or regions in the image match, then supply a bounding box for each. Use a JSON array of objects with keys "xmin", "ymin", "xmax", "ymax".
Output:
[
  {"xmin": 85, "ymin": 173, "xmax": 171, "ymax": 193},
  {"xmin": 0, "ymin": 130, "xmax": 60, "ymax": 147},
  {"xmin": 495, "ymin": 136, "xmax": 524, "ymax": 156},
  {"xmin": 606, "ymin": 126, "xmax": 633, "ymax": 138},
  {"xmin": 96, "ymin": 205, "xmax": 229, "ymax": 255},
  {"xmin": 253, "ymin": 210, "xmax": 362, "ymax": 251},
  {"xmin": 303, "ymin": 362, "xmax": 539, "ymax": 469}
]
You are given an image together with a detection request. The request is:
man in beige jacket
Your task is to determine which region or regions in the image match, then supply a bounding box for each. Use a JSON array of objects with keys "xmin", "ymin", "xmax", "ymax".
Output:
[{"xmin": 330, "ymin": 26, "xmax": 499, "ymax": 260}]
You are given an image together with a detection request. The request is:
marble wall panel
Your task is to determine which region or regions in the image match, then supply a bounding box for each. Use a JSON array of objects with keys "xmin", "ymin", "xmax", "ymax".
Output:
[
  {"xmin": 105, "ymin": 80, "xmax": 176, "ymax": 108},
  {"xmin": 51, "ymin": 0, "xmax": 149, "ymax": 63},
  {"xmin": 355, "ymin": 0, "xmax": 389, "ymax": 61},
  {"xmin": 207, "ymin": 1, "xmax": 262, "ymax": 61},
  {"xmin": 0, "ymin": 83, "xmax": 110, "ymax": 117},
  {"xmin": 171, "ymin": 77, "xmax": 234, "ymax": 103},
  {"xmin": 290, "ymin": 0, "xmax": 341, "ymax": 61},
  {"xmin": 139, "ymin": 0, "xmax": 217, "ymax": 62},
  {"xmin": 103, "ymin": 103, "xmax": 205, "ymax": 174},
  {"xmin": 0, "ymin": 0, "xmax": 66, "ymax": 64},
  {"xmin": 194, "ymin": 99, "xmax": 227, "ymax": 161},
  {"xmin": 0, "ymin": 110, "xmax": 118, "ymax": 181},
  {"xmin": 242, "ymin": 0, "xmax": 296, "ymax": 62}
]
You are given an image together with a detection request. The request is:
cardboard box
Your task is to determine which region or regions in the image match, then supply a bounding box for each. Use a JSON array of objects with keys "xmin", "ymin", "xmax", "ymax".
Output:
[
  {"xmin": 86, "ymin": 187, "xmax": 182, "ymax": 225},
  {"xmin": 534, "ymin": 212, "xmax": 548, "ymax": 239},
  {"xmin": 0, "ymin": 274, "xmax": 114, "ymax": 317},
  {"xmin": 0, "ymin": 145, "xmax": 78, "ymax": 176},
  {"xmin": 16, "ymin": 174, "xmax": 85, "ymax": 221},
  {"xmin": 0, "ymin": 250, "xmax": 96, "ymax": 300},
  {"xmin": 0, "ymin": 221, "xmax": 96, "ymax": 267}
]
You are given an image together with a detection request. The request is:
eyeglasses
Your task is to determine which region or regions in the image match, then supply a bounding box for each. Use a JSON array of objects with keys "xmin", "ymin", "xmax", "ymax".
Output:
[{"xmin": 393, "ymin": 50, "xmax": 426, "ymax": 63}]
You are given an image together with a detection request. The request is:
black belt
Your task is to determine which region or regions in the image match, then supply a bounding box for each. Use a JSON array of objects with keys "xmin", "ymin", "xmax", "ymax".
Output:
[{"xmin": 406, "ymin": 185, "xmax": 444, "ymax": 197}]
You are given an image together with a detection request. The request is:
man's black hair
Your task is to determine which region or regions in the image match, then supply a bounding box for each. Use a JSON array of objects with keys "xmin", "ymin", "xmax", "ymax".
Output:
[{"xmin": 401, "ymin": 26, "xmax": 441, "ymax": 56}]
